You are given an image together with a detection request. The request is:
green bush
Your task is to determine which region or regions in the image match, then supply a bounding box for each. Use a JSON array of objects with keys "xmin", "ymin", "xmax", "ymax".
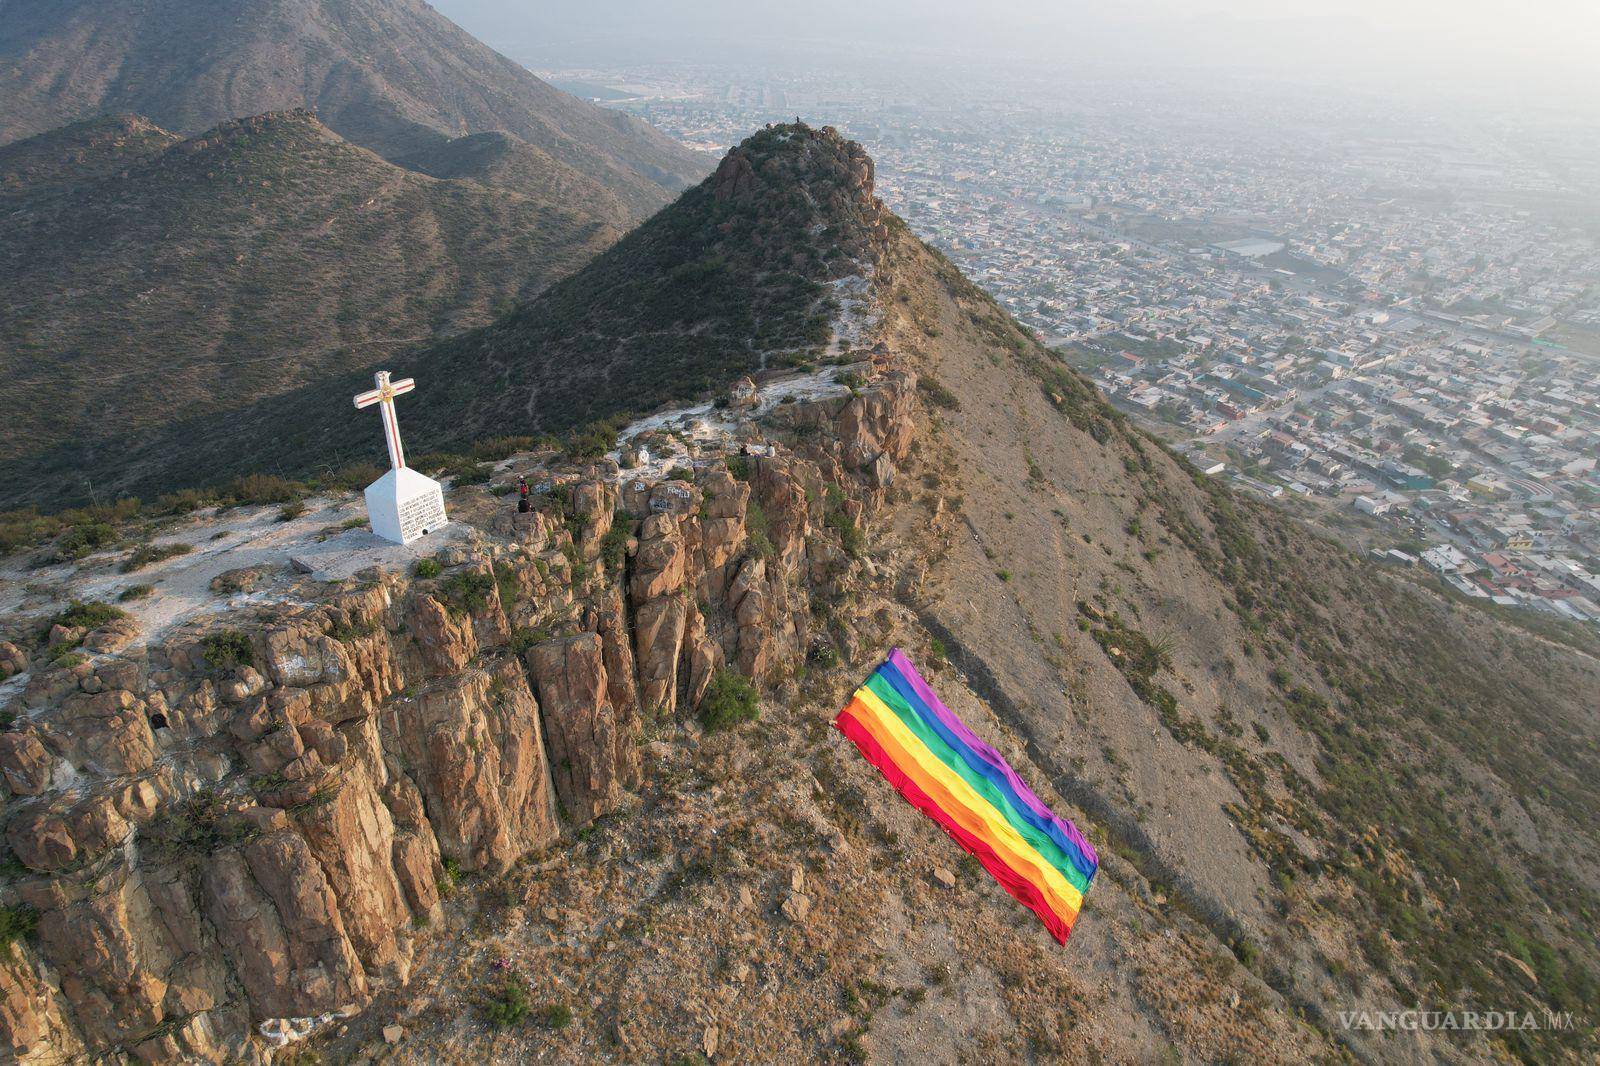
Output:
[
  {"xmin": 745, "ymin": 500, "xmax": 776, "ymax": 560},
  {"xmin": 413, "ymin": 558, "xmax": 442, "ymax": 579},
  {"xmin": 155, "ymin": 488, "xmax": 215, "ymax": 514},
  {"xmin": 539, "ymin": 1003, "xmax": 573, "ymax": 1030},
  {"xmin": 483, "ymin": 976, "xmax": 530, "ymax": 1028},
  {"xmin": 277, "ymin": 501, "xmax": 307, "ymax": 522},
  {"xmin": 202, "ymin": 631, "xmax": 254, "ymax": 672},
  {"xmin": 51, "ymin": 600, "xmax": 127, "ymax": 632},
  {"xmin": 601, "ymin": 520, "xmax": 634, "ymax": 572},
  {"xmin": 917, "ymin": 375, "xmax": 962, "ymax": 410},
  {"xmin": 699, "ymin": 670, "xmax": 760, "ymax": 731},
  {"xmin": 142, "ymin": 790, "xmax": 260, "ymax": 860},
  {"xmin": 119, "ymin": 584, "xmax": 154, "ymax": 601},
  {"xmin": 442, "ymin": 570, "xmax": 497, "ymax": 614},
  {"xmin": 0, "ymin": 904, "xmax": 39, "ymax": 958},
  {"xmin": 120, "ymin": 542, "xmax": 191, "ymax": 572},
  {"xmin": 54, "ymin": 522, "xmax": 116, "ymax": 561}
]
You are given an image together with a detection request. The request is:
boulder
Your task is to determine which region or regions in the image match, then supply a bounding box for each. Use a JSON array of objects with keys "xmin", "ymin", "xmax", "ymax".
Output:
[{"xmin": 527, "ymin": 634, "xmax": 632, "ymax": 825}]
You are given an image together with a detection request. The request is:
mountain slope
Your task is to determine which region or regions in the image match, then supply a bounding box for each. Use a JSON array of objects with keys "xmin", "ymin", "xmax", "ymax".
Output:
[
  {"xmin": 2, "ymin": 122, "xmax": 1597, "ymax": 1063},
  {"xmin": 876, "ymin": 223, "xmax": 1600, "ymax": 1060},
  {"xmin": 0, "ymin": 110, "xmax": 622, "ymax": 508},
  {"xmin": 0, "ymin": 113, "xmax": 179, "ymax": 199},
  {"xmin": 37, "ymin": 124, "xmax": 882, "ymax": 502},
  {"xmin": 0, "ymin": 0, "xmax": 704, "ymax": 214}
]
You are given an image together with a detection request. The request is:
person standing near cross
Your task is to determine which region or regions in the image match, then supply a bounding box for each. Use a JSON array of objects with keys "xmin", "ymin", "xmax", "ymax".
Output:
[{"xmin": 353, "ymin": 370, "xmax": 448, "ymax": 545}]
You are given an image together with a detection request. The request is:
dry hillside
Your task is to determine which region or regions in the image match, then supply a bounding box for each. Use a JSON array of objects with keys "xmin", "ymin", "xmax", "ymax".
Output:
[
  {"xmin": 0, "ymin": 0, "xmax": 705, "ymax": 212},
  {"xmin": 0, "ymin": 110, "xmax": 623, "ymax": 510}
]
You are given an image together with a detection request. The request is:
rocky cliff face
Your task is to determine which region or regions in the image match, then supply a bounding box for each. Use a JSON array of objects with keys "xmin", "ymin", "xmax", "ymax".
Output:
[{"xmin": 0, "ymin": 369, "xmax": 917, "ymax": 1061}]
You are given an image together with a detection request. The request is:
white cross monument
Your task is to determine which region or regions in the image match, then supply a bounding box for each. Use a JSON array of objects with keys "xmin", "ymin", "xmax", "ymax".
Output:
[{"xmin": 353, "ymin": 370, "xmax": 447, "ymax": 545}]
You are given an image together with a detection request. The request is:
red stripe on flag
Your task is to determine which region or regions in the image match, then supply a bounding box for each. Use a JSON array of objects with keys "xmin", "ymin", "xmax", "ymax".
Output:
[{"xmin": 834, "ymin": 708, "xmax": 1075, "ymax": 944}]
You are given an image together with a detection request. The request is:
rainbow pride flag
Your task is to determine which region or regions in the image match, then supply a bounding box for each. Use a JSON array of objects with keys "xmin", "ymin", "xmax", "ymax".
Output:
[{"xmin": 834, "ymin": 649, "xmax": 1098, "ymax": 943}]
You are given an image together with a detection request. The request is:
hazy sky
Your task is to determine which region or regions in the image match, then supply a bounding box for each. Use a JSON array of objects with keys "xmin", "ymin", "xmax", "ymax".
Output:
[{"xmin": 432, "ymin": 0, "xmax": 1600, "ymax": 109}]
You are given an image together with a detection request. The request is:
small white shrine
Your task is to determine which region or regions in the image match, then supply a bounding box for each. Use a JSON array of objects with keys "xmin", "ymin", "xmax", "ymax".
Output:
[{"xmin": 353, "ymin": 370, "xmax": 447, "ymax": 545}]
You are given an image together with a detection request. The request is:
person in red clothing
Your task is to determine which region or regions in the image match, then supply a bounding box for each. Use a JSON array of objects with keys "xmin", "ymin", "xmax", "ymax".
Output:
[{"xmin": 517, "ymin": 476, "xmax": 531, "ymax": 514}]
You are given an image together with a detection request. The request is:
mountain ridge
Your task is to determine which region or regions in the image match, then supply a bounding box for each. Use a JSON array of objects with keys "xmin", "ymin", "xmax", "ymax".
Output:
[
  {"xmin": 0, "ymin": 123, "xmax": 884, "ymax": 508},
  {"xmin": 0, "ymin": 108, "xmax": 623, "ymax": 508},
  {"xmin": 0, "ymin": 0, "xmax": 706, "ymax": 213}
]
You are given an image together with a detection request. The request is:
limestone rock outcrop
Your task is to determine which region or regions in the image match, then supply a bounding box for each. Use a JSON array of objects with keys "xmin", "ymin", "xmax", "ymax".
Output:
[{"xmin": 0, "ymin": 358, "xmax": 916, "ymax": 1061}]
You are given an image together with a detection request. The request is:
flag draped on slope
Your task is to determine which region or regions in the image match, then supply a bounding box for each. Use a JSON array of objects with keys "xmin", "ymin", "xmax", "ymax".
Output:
[{"xmin": 833, "ymin": 649, "xmax": 1098, "ymax": 943}]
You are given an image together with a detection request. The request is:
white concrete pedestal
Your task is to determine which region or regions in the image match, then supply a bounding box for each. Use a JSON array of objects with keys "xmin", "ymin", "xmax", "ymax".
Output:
[{"xmin": 364, "ymin": 467, "xmax": 447, "ymax": 545}]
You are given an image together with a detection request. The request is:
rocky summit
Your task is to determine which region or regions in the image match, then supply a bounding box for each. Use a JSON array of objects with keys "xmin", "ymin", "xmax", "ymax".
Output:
[{"xmin": 0, "ymin": 120, "xmax": 1597, "ymax": 1066}]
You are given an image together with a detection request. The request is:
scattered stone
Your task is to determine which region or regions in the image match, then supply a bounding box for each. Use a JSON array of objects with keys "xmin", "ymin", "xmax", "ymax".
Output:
[
  {"xmin": 703, "ymin": 1024, "xmax": 721, "ymax": 1059},
  {"xmin": 789, "ymin": 866, "xmax": 805, "ymax": 893},
  {"xmin": 738, "ymin": 885, "xmax": 754, "ymax": 908},
  {"xmin": 780, "ymin": 892, "xmax": 811, "ymax": 923},
  {"xmin": 383, "ymin": 1024, "xmax": 404, "ymax": 1044},
  {"xmin": 933, "ymin": 867, "xmax": 957, "ymax": 889}
]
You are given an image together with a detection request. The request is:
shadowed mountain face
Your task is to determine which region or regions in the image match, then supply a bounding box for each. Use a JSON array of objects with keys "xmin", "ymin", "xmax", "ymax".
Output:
[
  {"xmin": 0, "ymin": 0, "xmax": 705, "ymax": 214},
  {"xmin": 0, "ymin": 110, "xmax": 624, "ymax": 509},
  {"xmin": 2, "ymin": 123, "xmax": 881, "ymax": 506}
]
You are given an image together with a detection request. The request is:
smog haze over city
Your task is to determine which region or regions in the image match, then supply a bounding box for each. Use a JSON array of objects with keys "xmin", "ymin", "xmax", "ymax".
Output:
[{"xmin": 427, "ymin": 0, "xmax": 1600, "ymax": 628}]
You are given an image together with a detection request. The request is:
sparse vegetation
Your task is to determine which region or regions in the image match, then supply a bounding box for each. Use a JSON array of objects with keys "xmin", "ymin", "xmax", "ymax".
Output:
[
  {"xmin": 201, "ymin": 630, "xmax": 253, "ymax": 672},
  {"xmin": 482, "ymin": 974, "xmax": 531, "ymax": 1028},
  {"xmin": 50, "ymin": 600, "xmax": 126, "ymax": 632},
  {"xmin": 0, "ymin": 904, "xmax": 40, "ymax": 958},
  {"xmin": 698, "ymin": 670, "xmax": 760, "ymax": 732},
  {"xmin": 120, "ymin": 541, "xmax": 191, "ymax": 572}
]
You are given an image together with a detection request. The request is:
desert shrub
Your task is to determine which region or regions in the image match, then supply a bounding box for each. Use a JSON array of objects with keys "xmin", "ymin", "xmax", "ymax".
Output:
[
  {"xmin": 223, "ymin": 473, "xmax": 301, "ymax": 506},
  {"xmin": 413, "ymin": 558, "xmax": 442, "ymax": 579},
  {"xmin": 53, "ymin": 522, "xmax": 116, "ymax": 561},
  {"xmin": 327, "ymin": 613, "xmax": 375, "ymax": 643},
  {"xmin": 51, "ymin": 600, "xmax": 126, "ymax": 632},
  {"xmin": 483, "ymin": 975, "xmax": 531, "ymax": 1028},
  {"xmin": 601, "ymin": 520, "xmax": 634, "ymax": 572},
  {"xmin": 0, "ymin": 904, "xmax": 39, "ymax": 958},
  {"xmin": 470, "ymin": 436, "xmax": 535, "ymax": 461},
  {"xmin": 745, "ymin": 500, "xmax": 775, "ymax": 559},
  {"xmin": 201, "ymin": 630, "xmax": 253, "ymax": 672},
  {"xmin": 443, "ymin": 570, "xmax": 497, "ymax": 614},
  {"xmin": 699, "ymin": 670, "xmax": 760, "ymax": 731},
  {"xmin": 142, "ymin": 790, "xmax": 260, "ymax": 860},
  {"xmin": 119, "ymin": 584, "xmax": 154, "ymax": 602},
  {"xmin": 156, "ymin": 488, "xmax": 216, "ymax": 514},
  {"xmin": 539, "ymin": 1003, "xmax": 573, "ymax": 1030},
  {"xmin": 121, "ymin": 542, "xmax": 191, "ymax": 572},
  {"xmin": 825, "ymin": 507, "xmax": 865, "ymax": 558},
  {"xmin": 277, "ymin": 501, "xmax": 307, "ymax": 522},
  {"xmin": 494, "ymin": 562, "xmax": 521, "ymax": 607},
  {"xmin": 917, "ymin": 375, "xmax": 962, "ymax": 410}
]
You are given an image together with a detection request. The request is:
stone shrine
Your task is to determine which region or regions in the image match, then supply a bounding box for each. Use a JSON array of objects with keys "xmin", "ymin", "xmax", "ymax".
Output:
[{"xmin": 353, "ymin": 370, "xmax": 447, "ymax": 545}]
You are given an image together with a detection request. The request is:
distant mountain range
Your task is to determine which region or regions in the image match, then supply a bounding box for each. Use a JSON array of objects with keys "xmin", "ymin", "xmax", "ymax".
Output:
[{"xmin": 0, "ymin": 0, "xmax": 704, "ymax": 212}]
